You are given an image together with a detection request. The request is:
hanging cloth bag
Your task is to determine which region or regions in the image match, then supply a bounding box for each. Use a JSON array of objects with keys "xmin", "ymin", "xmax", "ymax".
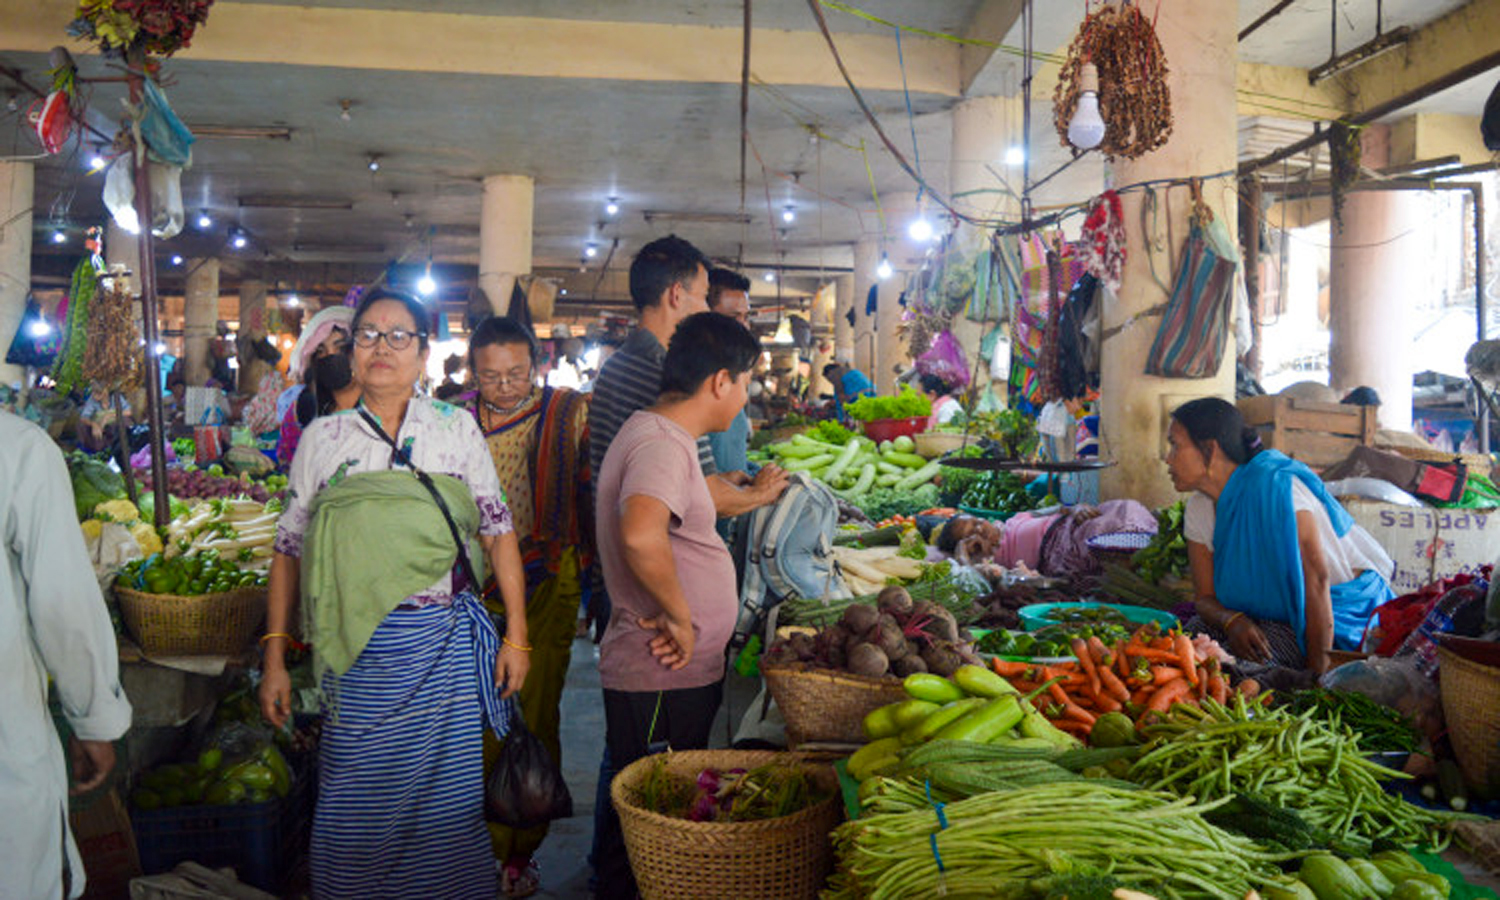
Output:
[{"xmin": 1143, "ymin": 221, "xmax": 1237, "ymax": 378}]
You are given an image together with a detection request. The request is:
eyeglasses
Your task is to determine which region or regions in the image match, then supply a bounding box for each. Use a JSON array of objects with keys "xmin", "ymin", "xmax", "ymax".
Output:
[
  {"xmin": 475, "ymin": 366, "xmax": 533, "ymax": 388},
  {"xmin": 352, "ymin": 326, "xmax": 425, "ymax": 350}
]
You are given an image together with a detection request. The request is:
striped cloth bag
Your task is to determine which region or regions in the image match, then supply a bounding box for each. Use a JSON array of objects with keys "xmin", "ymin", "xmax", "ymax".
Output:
[{"xmin": 1145, "ymin": 224, "xmax": 1237, "ymax": 378}]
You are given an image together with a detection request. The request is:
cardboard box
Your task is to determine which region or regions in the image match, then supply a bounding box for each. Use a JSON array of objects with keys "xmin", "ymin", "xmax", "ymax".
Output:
[
  {"xmin": 1346, "ymin": 500, "xmax": 1500, "ymax": 594},
  {"xmin": 71, "ymin": 788, "xmax": 142, "ymax": 899}
]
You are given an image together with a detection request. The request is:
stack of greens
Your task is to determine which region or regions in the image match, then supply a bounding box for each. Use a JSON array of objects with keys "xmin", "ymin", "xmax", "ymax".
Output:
[
  {"xmin": 1131, "ymin": 502, "xmax": 1188, "ymax": 584},
  {"xmin": 845, "ymin": 385, "xmax": 932, "ymax": 422}
]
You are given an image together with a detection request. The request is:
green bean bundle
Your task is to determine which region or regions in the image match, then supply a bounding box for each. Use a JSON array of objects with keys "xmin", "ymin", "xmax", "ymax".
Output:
[
  {"xmin": 1130, "ymin": 696, "xmax": 1456, "ymax": 850},
  {"xmin": 825, "ymin": 782, "xmax": 1285, "ymax": 900}
]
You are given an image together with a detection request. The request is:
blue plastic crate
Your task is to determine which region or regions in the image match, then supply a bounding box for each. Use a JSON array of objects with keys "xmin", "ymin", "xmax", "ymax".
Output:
[{"xmin": 131, "ymin": 754, "xmax": 315, "ymax": 892}]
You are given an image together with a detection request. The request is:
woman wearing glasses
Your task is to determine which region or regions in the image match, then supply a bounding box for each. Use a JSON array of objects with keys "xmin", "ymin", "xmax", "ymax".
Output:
[
  {"xmin": 258, "ymin": 290, "xmax": 530, "ymax": 899},
  {"xmin": 467, "ymin": 316, "xmax": 592, "ymax": 898}
]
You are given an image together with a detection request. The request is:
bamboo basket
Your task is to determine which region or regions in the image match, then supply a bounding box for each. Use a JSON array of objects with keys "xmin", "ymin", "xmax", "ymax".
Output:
[
  {"xmin": 1438, "ymin": 644, "xmax": 1500, "ymax": 792},
  {"xmin": 611, "ymin": 750, "xmax": 841, "ymax": 900},
  {"xmin": 914, "ymin": 431, "xmax": 972, "ymax": 458},
  {"xmin": 761, "ymin": 661, "xmax": 907, "ymax": 746},
  {"xmin": 116, "ymin": 585, "xmax": 267, "ymax": 656}
]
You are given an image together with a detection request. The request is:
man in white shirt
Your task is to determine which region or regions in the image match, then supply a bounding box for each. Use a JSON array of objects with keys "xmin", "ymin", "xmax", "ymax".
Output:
[{"xmin": 1, "ymin": 410, "xmax": 133, "ymax": 898}]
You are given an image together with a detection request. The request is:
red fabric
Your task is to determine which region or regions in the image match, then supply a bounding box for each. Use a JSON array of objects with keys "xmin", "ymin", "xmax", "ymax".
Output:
[{"xmin": 1374, "ymin": 567, "xmax": 1491, "ymax": 655}]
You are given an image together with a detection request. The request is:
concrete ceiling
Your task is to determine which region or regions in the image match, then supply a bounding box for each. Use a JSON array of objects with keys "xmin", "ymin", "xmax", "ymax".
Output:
[{"xmin": 0, "ymin": 0, "xmax": 1491, "ymax": 317}]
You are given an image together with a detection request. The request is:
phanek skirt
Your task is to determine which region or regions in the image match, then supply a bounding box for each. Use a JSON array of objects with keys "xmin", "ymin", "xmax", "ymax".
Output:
[{"xmin": 310, "ymin": 594, "xmax": 512, "ymax": 899}]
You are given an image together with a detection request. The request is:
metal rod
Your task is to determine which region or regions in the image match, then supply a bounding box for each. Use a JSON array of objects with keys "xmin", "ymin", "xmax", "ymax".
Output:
[
  {"xmin": 738, "ymin": 0, "xmax": 751, "ymax": 213},
  {"xmin": 1477, "ymin": 185, "xmax": 1489, "ymax": 453},
  {"xmin": 1239, "ymin": 0, "xmax": 1298, "ymax": 42},
  {"xmin": 127, "ymin": 59, "xmax": 170, "ymax": 528},
  {"xmin": 1238, "ymin": 49, "xmax": 1500, "ymax": 176}
]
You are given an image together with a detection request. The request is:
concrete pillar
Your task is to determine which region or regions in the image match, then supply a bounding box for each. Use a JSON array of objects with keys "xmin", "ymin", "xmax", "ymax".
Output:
[
  {"xmin": 0, "ymin": 162, "xmax": 33, "ymax": 389},
  {"xmin": 879, "ymin": 191, "xmax": 925, "ymax": 395},
  {"xmin": 833, "ymin": 273, "xmax": 855, "ymax": 366},
  {"xmin": 1100, "ymin": 0, "xmax": 1238, "ymax": 506},
  {"xmin": 1329, "ymin": 190, "xmax": 1422, "ymax": 432},
  {"xmin": 478, "ymin": 174, "xmax": 534, "ymax": 316},
  {"xmin": 106, "ymin": 221, "xmax": 141, "ymax": 296},
  {"xmin": 183, "ymin": 258, "xmax": 219, "ymax": 387},
  {"xmin": 810, "ymin": 281, "xmax": 837, "ymax": 397},
  {"xmin": 950, "ymin": 95, "xmax": 1022, "ymax": 394},
  {"xmin": 852, "ymin": 238, "xmax": 880, "ymax": 379},
  {"xmin": 237, "ymin": 279, "xmax": 269, "ymax": 393}
]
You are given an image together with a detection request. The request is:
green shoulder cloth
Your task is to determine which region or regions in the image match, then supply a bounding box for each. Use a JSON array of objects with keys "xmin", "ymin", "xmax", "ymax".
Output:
[{"xmin": 301, "ymin": 468, "xmax": 483, "ymax": 676}]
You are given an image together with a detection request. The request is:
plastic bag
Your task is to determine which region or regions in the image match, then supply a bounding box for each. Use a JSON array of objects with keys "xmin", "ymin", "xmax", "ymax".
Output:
[
  {"xmin": 1319, "ymin": 656, "xmax": 1442, "ymax": 738},
  {"xmin": 485, "ymin": 715, "xmax": 572, "ymax": 828},
  {"xmin": 100, "ymin": 156, "xmax": 185, "ymax": 238},
  {"xmin": 1324, "ymin": 477, "xmax": 1424, "ymax": 507},
  {"xmin": 915, "ymin": 329, "xmax": 971, "ymax": 389}
]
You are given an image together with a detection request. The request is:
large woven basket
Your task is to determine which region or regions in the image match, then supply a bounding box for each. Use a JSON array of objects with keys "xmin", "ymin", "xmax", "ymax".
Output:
[
  {"xmin": 611, "ymin": 750, "xmax": 841, "ymax": 900},
  {"xmin": 761, "ymin": 661, "xmax": 907, "ymax": 746},
  {"xmin": 1438, "ymin": 644, "xmax": 1500, "ymax": 792},
  {"xmin": 116, "ymin": 585, "xmax": 267, "ymax": 656}
]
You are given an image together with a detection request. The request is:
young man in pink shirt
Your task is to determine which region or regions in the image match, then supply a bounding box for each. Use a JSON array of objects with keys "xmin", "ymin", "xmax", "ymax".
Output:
[{"xmin": 592, "ymin": 311, "xmax": 762, "ymax": 900}]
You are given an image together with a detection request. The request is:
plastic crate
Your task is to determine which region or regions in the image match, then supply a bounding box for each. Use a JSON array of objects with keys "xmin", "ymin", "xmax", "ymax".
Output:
[{"xmin": 131, "ymin": 753, "xmax": 315, "ymax": 892}]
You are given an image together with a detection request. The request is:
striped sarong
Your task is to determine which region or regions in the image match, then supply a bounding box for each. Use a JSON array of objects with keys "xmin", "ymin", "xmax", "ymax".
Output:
[{"xmin": 310, "ymin": 594, "xmax": 512, "ymax": 899}]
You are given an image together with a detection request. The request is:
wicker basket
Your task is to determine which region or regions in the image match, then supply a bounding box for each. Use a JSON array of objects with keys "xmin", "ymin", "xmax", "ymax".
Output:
[
  {"xmin": 116, "ymin": 585, "xmax": 267, "ymax": 656},
  {"xmin": 1438, "ymin": 644, "xmax": 1500, "ymax": 792},
  {"xmin": 914, "ymin": 431, "xmax": 972, "ymax": 458},
  {"xmin": 611, "ymin": 750, "xmax": 842, "ymax": 900},
  {"xmin": 761, "ymin": 661, "xmax": 907, "ymax": 746}
]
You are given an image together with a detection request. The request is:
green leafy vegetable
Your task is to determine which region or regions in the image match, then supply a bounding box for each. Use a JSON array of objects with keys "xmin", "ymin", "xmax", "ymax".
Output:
[
  {"xmin": 845, "ymin": 385, "xmax": 932, "ymax": 422},
  {"xmin": 808, "ymin": 420, "xmax": 854, "ymax": 444}
]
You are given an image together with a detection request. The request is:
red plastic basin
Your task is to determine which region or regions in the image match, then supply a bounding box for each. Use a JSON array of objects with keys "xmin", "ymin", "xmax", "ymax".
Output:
[{"xmin": 861, "ymin": 416, "xmax": 929, "ymax": 444}]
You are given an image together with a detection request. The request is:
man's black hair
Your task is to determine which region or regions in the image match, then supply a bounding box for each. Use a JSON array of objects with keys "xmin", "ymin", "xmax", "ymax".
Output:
[
  {"xmin": 823, "ymin": 363, "xmax": 841, "ymax": 380},
  {"xmin": 919, "ymin": 373, "xmax": 950, "ymax": 396},
  {"xmin": 661, "ymin": 312, "xmax": 761, "ymax": 397},
  {"xmin": 707, "ymin": 267, "xmax": 752, "ymax": 310},
  {"xmin": 629, "ymin": 234, "xmax": 710, "ymax": 313}
]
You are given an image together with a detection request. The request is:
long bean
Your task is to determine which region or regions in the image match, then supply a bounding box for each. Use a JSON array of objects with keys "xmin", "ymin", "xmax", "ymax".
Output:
[
  {"xmin": 825, "ymin": 782, "xmax": 1285, "ymax": 900},
  {"xmin": 1130, "ymin": 696, "xmax": 1459, "ymax": 850}
]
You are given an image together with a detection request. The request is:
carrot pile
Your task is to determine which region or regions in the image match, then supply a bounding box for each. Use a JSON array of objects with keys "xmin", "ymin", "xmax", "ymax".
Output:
[{"xmin": 987, "ymin": 623, "xmax": 1258, "ymax": 740}]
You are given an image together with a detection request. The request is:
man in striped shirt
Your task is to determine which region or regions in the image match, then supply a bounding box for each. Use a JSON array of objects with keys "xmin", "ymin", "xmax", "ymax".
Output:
[{"xmin": 588, "ymin": 235, "xmax": 787, "ymax": 515}]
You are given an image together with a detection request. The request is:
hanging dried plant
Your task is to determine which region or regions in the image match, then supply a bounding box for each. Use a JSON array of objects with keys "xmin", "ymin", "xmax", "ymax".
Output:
[
  {"xmin": 81, "ymin": 280, "xmax": 142, "ymax": 393},
  {"xmin": 1328, "ymin": 120, "xmax": 1363, "ymax": 232},
  {"xmin": 1053, "ymin": 4, "xmax": 1173, "ymax": 160}
]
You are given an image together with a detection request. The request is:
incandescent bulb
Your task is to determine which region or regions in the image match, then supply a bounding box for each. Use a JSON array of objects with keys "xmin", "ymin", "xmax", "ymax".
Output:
[
  {"xmin": 907, "ymin": 216, "xmax": 934, "ymax": 243},
  {"xmin": 1067, "ymin": 63, "xmax": 1107, "ymax": 151},
  {"xmin": 417, "ymin": 273, "xmax": 437, "ymax": 296},
  {"xmin": 876, "ymin": 255, "xmax": 893, "ymax": 280},
  {"xmin": 1004, "ymin": 146, "xmax": 1025, "ymax": 166}
]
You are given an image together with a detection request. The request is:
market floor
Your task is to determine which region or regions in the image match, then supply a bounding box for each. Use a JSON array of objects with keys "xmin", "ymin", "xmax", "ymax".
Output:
[{"xmin": 530, "ymin": 635, "xmax": 760, "ymax": 900}]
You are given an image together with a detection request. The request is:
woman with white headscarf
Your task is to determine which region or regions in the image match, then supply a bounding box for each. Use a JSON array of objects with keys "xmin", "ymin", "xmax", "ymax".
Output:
[{"xmin": 276, "ymin": 306, "xmax": 357, "ymax": 466}]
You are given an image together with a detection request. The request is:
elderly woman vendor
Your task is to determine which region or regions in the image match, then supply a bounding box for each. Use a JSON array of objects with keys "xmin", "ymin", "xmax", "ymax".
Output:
[
  {"xmin": 258, "ymin": 289, "xmax": 529, "ymax": 898},
  {"xmin": 1166, "ymin": 397, "xmax": 1393, "ymax": 674}
]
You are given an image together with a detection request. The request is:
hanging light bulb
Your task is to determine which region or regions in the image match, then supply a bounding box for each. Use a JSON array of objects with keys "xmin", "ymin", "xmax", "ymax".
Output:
[
  {"xmin": 763, "ymin": 270, "xmax": 776, "ymax": 283},
  {"xmin": 51, "ymin": 228, "xmax": 67, "ymax": 244},
  {"xmin": 197, "ymin": 210, "xmax": 213, "ymax": 229},
  {"xmin": 584, "ymin": 242, "xmax": 598, "ymax": 259},
  {"xmin": 417, "ymin": 262, "xmax": 437, "ymax": 296},
  {"xmin": 170, "ymin": 254, "xmax": 184, "ymax": 266},
  {"xmin": 1004, "ymin": 146, "xmax": 1025, "ymax": 166},
  {"xmin": 28, "ymin": 319, "xmax": 52, "ymax": 337},
  {"xmin": 229, "ymin": 226, "xmax": 248, "ymax": 249},
  {"xmin": 907, "ymin": 215, "xmax": 934, "ymax": 243},
  {"xmin": 781, "ymin": 204, "xmax": 796, "ymax": 224},
  {"xmin": 876, "ymin": 254, "xmax": 894, "ymax": 280},
  {"xmin": 1067, "ymin": 63, "xmax": 1107, "ymax": 150},
  {"xmin": 605, "ymin": 197, "xmax": 620, "ymax": 216},
  {"xmin": 367, "ymin": 153, "xmax": 381, "ymax": 172}
]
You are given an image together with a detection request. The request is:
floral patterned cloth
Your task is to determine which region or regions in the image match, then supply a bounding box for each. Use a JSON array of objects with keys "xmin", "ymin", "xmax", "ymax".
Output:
[
  {"xmin": 275, "ymin": 394, "xmax": 513, "ymax": 606},
  {"xmin": 242, "ymin": 371, "xmax": 286, "ymax": 435}
]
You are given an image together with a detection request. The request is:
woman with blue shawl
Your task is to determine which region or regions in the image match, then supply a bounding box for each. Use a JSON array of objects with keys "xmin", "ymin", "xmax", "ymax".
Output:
[
  {"xmin": 258, "ymin": 289, "xmax": 531, "ymax": 898},
  {"xmin": 1166, "ymin": 398, "xmax": 1394, "ymax": 674}
]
